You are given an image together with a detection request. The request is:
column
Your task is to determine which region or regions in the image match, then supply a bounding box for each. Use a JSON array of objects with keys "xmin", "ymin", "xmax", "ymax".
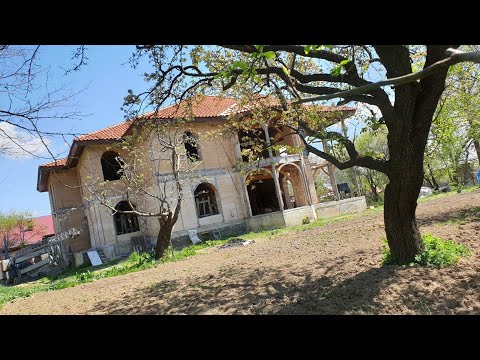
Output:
[
  {"xmin": 263, "ymin": 124, "xmax": 284, "ymax": 211},
  {"xmin": 322, "ymin": 139, "xmax": 340, "ymax": 201},
  {"xmin": 231, "ymin": 131, "xmax": 253, "ymax": 217},
  {"xmin": 280, "ymin": 174, "xmax": 292, "ymax": 209}
]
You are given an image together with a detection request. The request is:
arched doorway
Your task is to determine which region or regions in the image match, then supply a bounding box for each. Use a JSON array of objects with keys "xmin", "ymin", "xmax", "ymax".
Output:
[
  {"xmin": 245, "ymin": 169, "xmax": 280, "ymax": 216},
  {"xmin": 278, "ymin": 163, "xmax": 309, "ymax": 209}
]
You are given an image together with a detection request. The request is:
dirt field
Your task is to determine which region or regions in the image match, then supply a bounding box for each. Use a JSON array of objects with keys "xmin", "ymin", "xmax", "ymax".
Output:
[{"xmin": 2, "ymin": 191, "xmax": 479, "ymax": 315}]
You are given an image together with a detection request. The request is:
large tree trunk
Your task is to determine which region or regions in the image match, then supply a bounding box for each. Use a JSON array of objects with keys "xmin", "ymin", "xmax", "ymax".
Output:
[
  {"xmin": 383, "ymin": 121, "xmax": 428, "ymax": 263},
  {"xmin": 155, "ymin": 216, "xmax": 174, "ymax": 259},
  {"xmin": 384, "ymin": 174, "xmax": 424, "ymax": 263}
]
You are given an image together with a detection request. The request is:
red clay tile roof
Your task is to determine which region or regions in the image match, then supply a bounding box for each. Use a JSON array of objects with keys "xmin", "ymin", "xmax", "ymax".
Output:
[
  {"xmin": 37, "ymin": 96, "xmax": 356, "ymax": 191},
  {"xmin": 39, "ymin": 158, "xmax": 68, "ymax": 168},
  {"xmin": 142, "ymin": 96, "xmax": 237, "ymax": 119},
  {"xmin": 76, "ymin": 119, "xmax": 134, "ymax": 141},
  {"xmin": 223, "ymin": 96, "xmax": 355, "ymax": 116}
]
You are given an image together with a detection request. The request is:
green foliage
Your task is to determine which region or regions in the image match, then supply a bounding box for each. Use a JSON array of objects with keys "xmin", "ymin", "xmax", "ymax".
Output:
[
  {"xmin": 0, "ymin": 210, "xmax": 34, "ymax": 250},
  {"xmin": 382, "ymin": 234, "xmax": 470, "ymax": 267},
  {"xmin": 302, "ymin": 216, "xmax": 310, "ymax": 225},
  {"xmin": 354, "ymin": 127, "xmax": 389, "ymax": 203},
  {"xmin": 75, "ymin": 270, "xmax": 94, "ymax": 282},
  {"xmin": 0, "ymin": 284, "xmax": 44, "ymax": 305},
  {"xmin": 128, "ymin": 251, "xmax": 156, "ymax": 267}
]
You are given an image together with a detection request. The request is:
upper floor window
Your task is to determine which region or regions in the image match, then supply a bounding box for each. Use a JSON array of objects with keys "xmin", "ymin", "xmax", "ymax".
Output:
[
  {"xmin": 194, "ymin": 183, "xmax": 219, "ymax": 218},
  {"xmin": 114, "ymin": 201, "xmax": 140, "ymax": 235},
  {"xmin": 101, "ymin": 151, "xmax": 124, "ymax": 181},
  {"xmin": 183, "ymin": 131, "xmax": 200, "ymax": 162}
]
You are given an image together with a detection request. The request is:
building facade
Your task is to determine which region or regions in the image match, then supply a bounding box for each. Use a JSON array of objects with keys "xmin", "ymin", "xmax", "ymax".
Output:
[{"xmin": 37, "ymin": 96, "xmax": 361, "ymax": 260}]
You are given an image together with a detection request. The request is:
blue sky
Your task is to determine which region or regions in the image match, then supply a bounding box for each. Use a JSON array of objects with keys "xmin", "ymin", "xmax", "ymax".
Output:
[{"xmin": 0, "ymin": 45, "xmax": 151, "ymax": 215}]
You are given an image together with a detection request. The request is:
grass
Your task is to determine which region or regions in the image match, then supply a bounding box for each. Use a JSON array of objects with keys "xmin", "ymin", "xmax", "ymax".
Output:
[
  {"xmin": 381, "ymin": 234, "xmax": 471, "ymax": 267},
  {"xmin": 0, "ymin": 211, "xmax": 358, "ymax": 307},
  {"xmin": 0, "ymin": 239, "xmax": 230, "ymax": 307}
]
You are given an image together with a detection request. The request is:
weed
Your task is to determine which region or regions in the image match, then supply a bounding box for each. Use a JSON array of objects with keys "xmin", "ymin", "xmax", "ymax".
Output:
[{"xmin": 381, "ymin": 234, "xmax": 471, "ymax": 267}]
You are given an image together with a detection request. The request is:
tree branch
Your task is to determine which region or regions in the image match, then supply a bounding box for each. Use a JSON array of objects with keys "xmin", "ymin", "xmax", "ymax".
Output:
[{"xmin": 293, "ymin": 48, "xmax": 480, "ymax": 105}]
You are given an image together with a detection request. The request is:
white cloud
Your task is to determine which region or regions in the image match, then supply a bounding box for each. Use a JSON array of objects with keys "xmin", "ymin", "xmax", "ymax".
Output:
[{"xmin": 0, "ymin": 122, "xmax": 51, "ymax": 159}]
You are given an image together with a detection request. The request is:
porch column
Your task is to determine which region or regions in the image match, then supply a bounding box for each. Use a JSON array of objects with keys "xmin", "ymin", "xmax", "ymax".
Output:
[
  {"xmin": 280, "ymin": 174, "xmax": 292, "ymax": 209},
  {"xmin": 263, "ymin": 124, "xmax": 284, "ymax": 211},
  {"xmin": 300, "ymin": 154, "xmax": 313, "ymax": 206},
  {"xmin": 241, "ymin": 176, "xmax": 253, "ymax": 217},
  {"xmin": 231, "ymin": 131, "xmax": 253, "ymax": 217},
  {"xmin": 322, "ymin": 139, "xmax": 340, "ymax": 201},
  {"xmin": 231, "ymin": 131, "xmax": 243, "ymax": 163},
  {"xmin": 340, "ymin": 119, "xmax": 362, "ymax": 196}
]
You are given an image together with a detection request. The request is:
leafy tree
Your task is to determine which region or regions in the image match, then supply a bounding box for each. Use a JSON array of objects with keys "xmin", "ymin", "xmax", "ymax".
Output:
[
  {"xmin": 355, "ymin": 126, "xmax": 389, "ymax": 203},
  {"xmin": 0, "ymin": 211, "xmax": 35, "ymax": 252},
  {"xmin": 425, "ymin": 46, "xmax": 480, "ymax": 187},
  {"xmin": 123, "ymin": 45, "xmax": 480, "ymax": 263}
]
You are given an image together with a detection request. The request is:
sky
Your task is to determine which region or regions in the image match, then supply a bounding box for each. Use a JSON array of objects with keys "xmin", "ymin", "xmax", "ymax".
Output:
[
  {"xmin": 0, "ymin": 45, "xmax": 368, "ymax": 217},
  {"xmin": 0, "ymin": 45, "xmax": 151, "ymax": 216}
]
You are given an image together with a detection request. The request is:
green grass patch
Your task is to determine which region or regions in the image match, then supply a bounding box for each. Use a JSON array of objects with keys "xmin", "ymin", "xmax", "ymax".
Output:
[
  {"xmin": 436, "ymin": 206, "xmax": 480, "ymax": 225},
  {"xmin": 382, "ymin": 234, "xmax": 471, "ymax": 267},
  {"xmin": 0, "ymin": 239, "xmax": 231, "ymax": 307},
  {"xmin": 0, "ymin": 284, "xmax": 46, "ymax": 305}
]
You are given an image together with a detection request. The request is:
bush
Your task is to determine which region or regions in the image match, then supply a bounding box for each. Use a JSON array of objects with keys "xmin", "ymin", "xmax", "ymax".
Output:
[
  {"xmin": 381, "ymin": 234, "xmax": 470, "ymax": 267},
  {"xmin": 302, "ymin": 216, "xmax": 310, "ymax": 225}
]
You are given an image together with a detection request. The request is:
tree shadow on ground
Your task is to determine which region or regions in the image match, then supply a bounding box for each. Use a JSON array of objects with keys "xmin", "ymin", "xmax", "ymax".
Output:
[
  {"xmin": 88, "ymin": 256, "xmax": 403, "ymax": 315},
  {"xmin": 418, "ymin": 206, "xmax": 480, "ymax": 227},
  {"xmin": 88, "ymin": 257, "xmax": 480, "ymax": 315}
]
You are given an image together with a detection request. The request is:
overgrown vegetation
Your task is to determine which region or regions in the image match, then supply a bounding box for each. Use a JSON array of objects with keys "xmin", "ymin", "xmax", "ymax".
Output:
[{"xmin": 382, "ymin": 234, "xmax": 471, "ymax": 267}]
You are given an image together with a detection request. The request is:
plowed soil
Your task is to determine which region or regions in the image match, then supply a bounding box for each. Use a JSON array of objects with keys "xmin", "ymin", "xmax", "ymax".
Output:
[{"xmin": 2, "ymin": 191, "xmax": 479, "ymax": 315}]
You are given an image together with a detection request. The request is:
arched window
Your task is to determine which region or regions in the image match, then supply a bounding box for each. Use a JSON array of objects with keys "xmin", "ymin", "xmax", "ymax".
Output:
[
  {"xmin": 183, "ymin": 131, "xmax": 200, "ymax": 161},
  {"xmin": 194, "ymin": 183, "xmax": 219, "ymax": 218},
  {"xmin": 101, "ymin": 151, "xmax": 124, "ymax": 181},
  {"xmin": 114, "ymin": 201, "xmax": 140, "ymax": 235}
]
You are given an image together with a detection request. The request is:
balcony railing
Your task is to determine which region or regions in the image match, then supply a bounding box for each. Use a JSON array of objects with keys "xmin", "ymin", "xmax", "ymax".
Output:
[{"xmin": 242, "ymin": 154, "xmax": 302, "ymax": 170}]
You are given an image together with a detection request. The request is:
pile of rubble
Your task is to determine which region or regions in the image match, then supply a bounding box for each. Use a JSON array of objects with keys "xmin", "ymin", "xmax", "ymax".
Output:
[{"xmin": 218, "ymin": 238, "xmax": 255, "ymax": 250}]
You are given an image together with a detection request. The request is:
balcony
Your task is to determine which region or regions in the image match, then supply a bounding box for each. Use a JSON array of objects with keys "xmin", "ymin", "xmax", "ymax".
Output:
[{"xmin": 242, "ymin": 154, "xmax": 302, "ymax": 170}]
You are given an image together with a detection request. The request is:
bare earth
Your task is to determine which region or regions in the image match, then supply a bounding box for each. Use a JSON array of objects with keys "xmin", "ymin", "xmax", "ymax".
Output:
[{"xmin": 2, "ymin": 191, "xmax": 480, "ymax": 315}]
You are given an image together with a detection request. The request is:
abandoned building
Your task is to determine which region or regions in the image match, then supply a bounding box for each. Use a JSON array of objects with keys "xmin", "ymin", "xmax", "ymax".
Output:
[{"xmin": 37, "ymin": 96, "xmax": 367, "ymax": 263}]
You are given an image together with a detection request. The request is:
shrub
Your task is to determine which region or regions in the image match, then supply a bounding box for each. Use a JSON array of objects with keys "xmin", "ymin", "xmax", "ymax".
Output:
[
  {"xmin": 302, "ymin": 216, "xmax": 310, "ymax": 225},
  {"xmin": 381, "ymin": 234, "xmax": 470, "ymax": 267}
]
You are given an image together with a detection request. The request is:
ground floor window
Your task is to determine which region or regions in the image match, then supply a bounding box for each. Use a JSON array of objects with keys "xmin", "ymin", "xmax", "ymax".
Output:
[
  {"xmin": 194, "ymin": 183, "xmax": 219, "ymax": 218},
  {"xmin": 114, "ymin": 201, "xmax": 140, "ymax": 235}
]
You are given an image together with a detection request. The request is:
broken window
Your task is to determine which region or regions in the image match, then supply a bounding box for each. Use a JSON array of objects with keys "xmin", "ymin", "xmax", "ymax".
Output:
[
  {"xmin": 194, "ymin": 183, "xmax": 219, "ymax": 218},
  {"xmin": 183, "ymin": 131, "xmax": 200, "ymax": 161},
  {"xmin": 101, "ymin": 151, "xmax": 124, "ymax": 181},
  {"xmin": 114, "ymin": 201, "xmax": 140, "ymax": 235}
]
